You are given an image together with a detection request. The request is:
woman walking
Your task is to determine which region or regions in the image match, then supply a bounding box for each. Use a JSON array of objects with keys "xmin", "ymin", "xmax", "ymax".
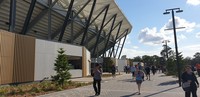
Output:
[
  {"xmin": 135, "ymin": 69, "xmax": 144, "ymax": 95},
  {"xmin": 181, "ymin": 65, "xmax": 199, "ymax": 97},
  {"xmin": 93, "ymin": 64, "xmax": 102, "ymax": 96}
]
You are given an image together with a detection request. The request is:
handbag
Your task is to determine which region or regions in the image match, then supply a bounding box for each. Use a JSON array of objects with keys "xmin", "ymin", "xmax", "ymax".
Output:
[{"xmin": 182, "ymin": 82, "xmax": 190, "ymax": 91}]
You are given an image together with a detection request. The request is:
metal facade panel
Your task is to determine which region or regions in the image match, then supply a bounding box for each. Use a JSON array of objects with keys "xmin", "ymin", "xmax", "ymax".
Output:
[
  {"xmin": 0, "ymin": 0, "xmax": 132, "ymax": 57},
  {"xmin": 0, "ymin": 30, "xmax": 15, "ymax": 84},
  {"xmin": 13, "ymin": 34, "xmax": 35, "ymax": 83}
]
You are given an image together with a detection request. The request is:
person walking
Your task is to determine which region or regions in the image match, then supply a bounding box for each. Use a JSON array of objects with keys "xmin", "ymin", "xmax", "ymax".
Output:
[
  {"xmin": 135, "ymin": 69, "xmax": 144, "ymax": 95},
  {"xmin": 130, "ymin": 65, "xmax": 136, "ymax": 79},
  {"xmin": 111, "ymin": 64, "xmax": 116, "ymax": 78},
  {"xmin": 181, "ymin": 65, "xmax": 199, "ymax": 97},
  {"xmin": 151, "ymin": 65, "xmax": 156, "ymax": 75},
  {"xmin": 145, "ymin": 65, "xmax": 151, "ymax": 80},
  {"xmin": 93, "ymin": 64, "xmax": 102, "ymax": 96}
]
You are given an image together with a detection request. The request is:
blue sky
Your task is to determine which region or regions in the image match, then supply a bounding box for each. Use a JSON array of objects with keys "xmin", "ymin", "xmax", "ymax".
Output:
[{"xmin": 115, "ymin": 0, "xmax": 200, "ymax": 58}]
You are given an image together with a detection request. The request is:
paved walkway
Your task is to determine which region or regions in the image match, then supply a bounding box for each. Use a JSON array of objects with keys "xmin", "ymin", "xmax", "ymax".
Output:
[{"xmin": 38, "ymin": 73, "xmax": 200, "ymax": 97}]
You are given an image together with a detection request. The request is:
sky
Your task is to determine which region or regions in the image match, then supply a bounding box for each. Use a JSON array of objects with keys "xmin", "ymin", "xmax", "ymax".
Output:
[{"xmin": 115, "ymin": 0, "xmax": 200, "ymax": 59}]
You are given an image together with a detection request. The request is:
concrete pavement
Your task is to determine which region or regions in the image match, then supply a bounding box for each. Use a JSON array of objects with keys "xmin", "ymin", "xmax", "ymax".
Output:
[{"xmin": 38, "ymin": 72, "xmax": 200, "ymax": 97}]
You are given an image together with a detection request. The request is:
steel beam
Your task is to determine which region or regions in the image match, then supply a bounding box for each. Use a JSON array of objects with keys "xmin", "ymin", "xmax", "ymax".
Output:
[
  {"xmin": 51, "ymin": 0, "xmax": 91, "ymax": 40},
  {"xmin": 92, "ymin": 5, "xmax": 110, "ymax": 56},
  {"xmin": 70, "ymin": 10, "xmax": 74, "ymax": 43},
  {"xmin": 103, "ymin": 14, "xmax": 117, "ymax": 57},
  {"xmin": 87, "ymin": 14, "xmax": 118, "ymax": 43},
  {"xmin": 26, "ymin": 0, "xmax": 58, "ymax": 34},
  {"xmin": 76, "ymin": 13, "xmax": 118, "ymax": 49},
  {"xmin": 80, "ymin": 3, "xmax": 110, "ymax": 46},
  {"xmin": 89, "ymin": 14, "xmax": 119, "ymax": 50},
  {"xmin": 110, "ymin": 21, "xmax": 123, "ymax": 57},
  {"xmin": 21, "ymin": 0, "xmax": 36, "ymax": 34},
  {"xmin": 90, "ymin": 20, "xmax": 121, "ymax": 53},
  {"xmin": 115, "ymin": 38, "xmax": 121, "ymax": 59},
  {"xmin": 118, "ymin": 29, "xmax": 128, "ymax": 59},
  {"xmin": 80, "ymin": 0, "xmax": 96, "ymax": 45},
  {"xmin": 9, "ymin": 0, "xmax": 16, "ymax": 32},
  {"xmin": 89, "ymin": 14, "xmax": 117, "ymax": 50},
  {"xmin": 89, "ymin": 4, "xmax": 109, "ymax": 25},
  {"xmin": 58, "ymin": 0, "xmax": 74, "ymax": 41},
  {"xmin": 48, "ymin": 0, "xmax": 52, "ymax": 40}
]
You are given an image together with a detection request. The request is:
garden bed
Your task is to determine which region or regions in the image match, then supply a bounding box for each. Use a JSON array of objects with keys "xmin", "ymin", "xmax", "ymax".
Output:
[{"xmin": 0, "ymin": 81, "xmax": 92, "ymax": 97}]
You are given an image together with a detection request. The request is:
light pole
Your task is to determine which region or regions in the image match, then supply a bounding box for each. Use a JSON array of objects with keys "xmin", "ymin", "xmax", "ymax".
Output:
[
  {"xmin": 163, "ymin": 8, "xmax": 183, "ymax": 87},
  {"xmin": 162, "ymin": 40, "xmax": 170, "ymax": 59}
]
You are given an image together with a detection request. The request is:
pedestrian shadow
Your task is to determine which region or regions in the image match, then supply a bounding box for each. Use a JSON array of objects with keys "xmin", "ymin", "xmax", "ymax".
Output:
[
  {"xmin": 158, "ymin": 75, "xmax": 167, "ymax": 77},
  {"xmin": 120, "ymin": 92, "xmax": 138, "ymax": 97},
  {"xmin": 158, "ymin": 80, "xmax": 178, "ymax": 86},
  {"xmin": 117, "ymin": 79, "xmax": 136, "ymax": 82},
  {"xmin": 143, "ymin": 86, "xmax": 179, "ymax": 97}
]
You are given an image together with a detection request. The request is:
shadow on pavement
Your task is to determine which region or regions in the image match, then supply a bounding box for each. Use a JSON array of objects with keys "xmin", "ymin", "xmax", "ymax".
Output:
[
  {"xmin": 158, "ymin": 75, "xmax": 167, "ymax": 77},
  {"xmin": 120, "ymin": 92, "xmax": 138, "ymax": 97},
  {"xmin": 117, "ymin": 79, "xmax": 136, "ymax": 82},
  {"xmin": 158, "ymin": 80, "xmax": 178, "ymax": 86},
  {"xmin": 143, "ymin": 86, "xmax": 179, "ymax": 97}
]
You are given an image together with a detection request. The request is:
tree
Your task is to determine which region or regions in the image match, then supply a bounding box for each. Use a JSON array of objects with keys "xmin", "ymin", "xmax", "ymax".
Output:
[
  {"xmin": 160, "ymin": 45, "xmax": 173, "ymax": 60},
  {"xmin": 193, "ymin": 52, "xmax": 200, "ymax": 64},
  {"xmin": 52, "ymin": 48, "xmax": 71, "ymax": 87},
  {"xmin": 103, "ymin": 57, "xmax": 114, "ymax": 72},
  {"xmin": 165, "ymin": 51, "xmax": 186, "ymax": 76},
  {"xmin": 152, "ymin": 55, "xmax": 160, "ymax": 66},
  {"xmin": 194, "ymin": 52, "xmax": 200, "ymax": 58},
  {"xmin": 142, "ymin": 55, "xmax": 151, "ymax": 65},
  {"xmin": 132, "ymin": 56, "xmax": 142, "ymax": 62}
]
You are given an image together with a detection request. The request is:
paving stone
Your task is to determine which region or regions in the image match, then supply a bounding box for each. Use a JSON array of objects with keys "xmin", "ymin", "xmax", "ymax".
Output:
[{"xmin": 38, "ymin": 73, "xmax": 200, "ymax": 97}]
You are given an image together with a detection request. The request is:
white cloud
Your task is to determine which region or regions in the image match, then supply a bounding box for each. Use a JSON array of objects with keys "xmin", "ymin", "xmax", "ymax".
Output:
[
  {"xmin": 138, "ymin": 27, "xmax": 164, "ymax": 45},
  {"xmin": 161, "ymin": 16, "xmax": 196, "ymax": 33},
  {"xmin": 178, "ymin": 34, "xmax": 187, "ymax": 41},
  {"xmin": 187, "ymin": 0, "xmax": 200, "ymax": 6},
  {"xmin": 125, "ymin": 36, "xmax": 131, "ymax": 44},
  {"xmin": 138, "ymin": 17, "xmax": 196, "ymax": 46},
  {"xmin": 180, "ymin": 44, "xmax": 200, "ymax": 57},
  {"xmin": 196, "ymin": 32, "xmax": 200, "ymax": 38},
  {"xmin": 121, "ymin": 47, "xmax": 161, "ymax": 58},
  {"xmin": 132, "ymin": 46, "xmax": 139, "ymax": 49}
]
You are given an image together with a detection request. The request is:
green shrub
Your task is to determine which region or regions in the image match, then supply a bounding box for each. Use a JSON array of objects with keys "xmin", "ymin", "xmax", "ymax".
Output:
[
  {"xmin": 56, "ymin": 86, "xmax": 63, "ymax": 91},
  {"xmin": 0, "ymin": 87, "xmax": 7, "ymax": 96},
  {"xmin": 29, "ymin": 87, "xmax": 41, "ymax": 93},
  {"xmin": 52, "ymin": 48, "xmax": 71, "ymax": 87},
  {"xmin": 17, "ymin": 87, "xmax": 25, "ymax": 95}
]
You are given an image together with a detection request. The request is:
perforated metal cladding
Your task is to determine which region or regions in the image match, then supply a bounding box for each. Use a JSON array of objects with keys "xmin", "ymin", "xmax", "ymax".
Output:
[
  {"xmin": 0, "ymin": 30, "xmax": 15, "ymax": 84},
  {"xmin": 13, "ymin": 34, "xmax": 35, "ymax": 83}
]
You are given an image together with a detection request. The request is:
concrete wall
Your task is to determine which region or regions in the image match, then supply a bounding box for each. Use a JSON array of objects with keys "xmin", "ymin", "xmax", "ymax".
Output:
[
  {"xmin": 85, "ymin": 48, "xmax": 91, "ymax": 76},
  {"xmin": 117, "ymin": 59, "xmax": 127, "ymax": 72},
  {"xmin": 69, "ymin": 69, "xmax": 82, "ymax": 78},
  {"xmin": 34, "ymin": 39, "xmax": 56, "ymax": 81},
  {"xmin": 0, "ymin": 29, "xmax": 91, "ymax": 84},
  {"xmin": 34, "ymin": 39, "xmax": 85, "ymax": 81}
]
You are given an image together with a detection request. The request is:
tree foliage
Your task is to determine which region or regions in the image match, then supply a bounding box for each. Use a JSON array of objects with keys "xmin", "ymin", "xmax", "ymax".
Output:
[
  {"xmin": 193, "ymin": 52, "xmax": 200, "ymax": 64},
  {"xmin": 103, "ymin": 57, "xmax": 114, "ymax": 72},
  {"xmin": 132, "ymin": 56, "xmax": 142, "ymax": 62},
  {"xmin": 52, "ymin": 48, "xmax": 71, "ymax": 87}
]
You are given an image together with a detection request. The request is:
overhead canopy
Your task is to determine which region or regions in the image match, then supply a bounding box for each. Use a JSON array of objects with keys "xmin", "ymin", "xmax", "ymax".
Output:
[{"xmin": 0, "ymin": 0, "xmax": 132, "ymax": 58}]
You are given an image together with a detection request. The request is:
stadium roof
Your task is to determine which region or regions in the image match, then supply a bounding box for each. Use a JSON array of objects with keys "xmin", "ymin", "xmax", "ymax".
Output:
[{"xmin": 0, "ymin": 0, "xmax": 132, "ymax": 58}]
